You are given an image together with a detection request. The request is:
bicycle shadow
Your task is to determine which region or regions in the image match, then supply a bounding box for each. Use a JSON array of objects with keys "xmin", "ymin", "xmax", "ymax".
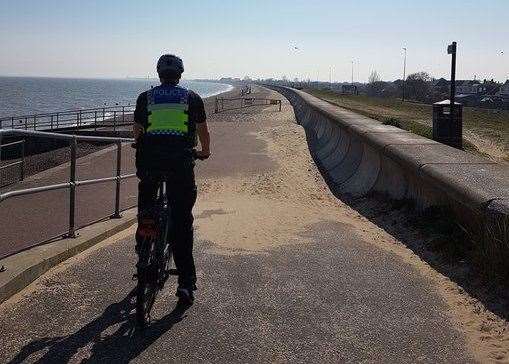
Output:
[{"xmin": 8, "ymin": 288, "xmax": 191, "ymax": 364}]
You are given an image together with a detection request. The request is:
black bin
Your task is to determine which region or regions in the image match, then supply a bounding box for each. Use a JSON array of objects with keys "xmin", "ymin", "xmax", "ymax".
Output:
[{"xmin": 432, "ymin": 100, "xmax": 463, "ymax": 149}]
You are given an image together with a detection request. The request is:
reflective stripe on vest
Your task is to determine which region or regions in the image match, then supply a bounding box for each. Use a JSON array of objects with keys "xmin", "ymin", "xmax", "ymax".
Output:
[{"xmin": 146, "ymin": 86, "xmax": 189, "ymax": 136}]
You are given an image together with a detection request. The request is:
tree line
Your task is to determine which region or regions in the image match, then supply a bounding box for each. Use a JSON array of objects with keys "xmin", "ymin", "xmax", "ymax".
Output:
[{"xmin": 367, "ymin": 70, "xmax": 433, "ymax": 102}]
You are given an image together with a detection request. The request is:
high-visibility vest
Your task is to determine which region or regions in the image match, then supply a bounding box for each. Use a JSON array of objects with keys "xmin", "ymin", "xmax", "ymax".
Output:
[{"xmin": 146, "ymin": 85, "xmax": 190, "ymax": 137}]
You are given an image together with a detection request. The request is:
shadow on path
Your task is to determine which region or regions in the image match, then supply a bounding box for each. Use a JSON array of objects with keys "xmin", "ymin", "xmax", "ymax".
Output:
[
  {"xmin": 8, "ymin": 289, "xmax": 191, "ymax": 364},
  {"xmin": 302, "ymin": 127, "xmax": 509, "ymax": 323}
]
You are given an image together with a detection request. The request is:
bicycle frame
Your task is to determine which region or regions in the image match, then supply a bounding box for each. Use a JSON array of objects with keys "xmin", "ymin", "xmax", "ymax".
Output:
[
  {"xmin": 135, "ymin": 179, "xmax": 176, "ymax": 329},
  {"xmin": 156, "ymin": 180, "xmax": 175, "ymax": 285}
]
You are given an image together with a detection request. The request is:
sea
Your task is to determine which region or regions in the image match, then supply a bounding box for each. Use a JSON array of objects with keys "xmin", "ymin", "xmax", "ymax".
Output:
[{"xmin": 0, "ymin": 77, "xmax": 232, "ymax": 118}]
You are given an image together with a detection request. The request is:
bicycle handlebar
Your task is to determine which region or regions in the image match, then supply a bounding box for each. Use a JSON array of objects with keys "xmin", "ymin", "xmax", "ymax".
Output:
[{"xmin": 130, "ymin": 143, "xmax": 208, "ymax": 160}]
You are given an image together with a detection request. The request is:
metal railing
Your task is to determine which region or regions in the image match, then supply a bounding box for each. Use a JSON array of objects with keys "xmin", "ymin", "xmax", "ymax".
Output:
[
  {"xmin": 0, "ymin": 139, "xmax": 25, "ymax": 187},
  {"xmin": 0, "ymin": 105, "xmax": 135, "ymax": 132},
  {"xmin": 214, "ymin": 97, "xmax": 282, "ymax": 113},
  {"xmin": 0, "ymin": 129, "xmax": 136, "ymax": 239},
  {"xmin": 240, "ymin": 85, "xmax": 252, "ymax": 96}
]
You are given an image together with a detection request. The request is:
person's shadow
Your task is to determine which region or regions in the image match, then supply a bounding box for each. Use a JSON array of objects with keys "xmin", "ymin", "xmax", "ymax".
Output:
[{"xmin": 8, "ymin": 289, "xmax": 191, "ymax": 363}]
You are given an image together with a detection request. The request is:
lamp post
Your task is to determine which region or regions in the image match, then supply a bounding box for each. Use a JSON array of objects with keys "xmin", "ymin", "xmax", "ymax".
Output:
[
  {"xmin": 500, "ymin": 51, "xmax": 505, "ymax": 80},
  {"xmin": 351, "ymin": 60, "xmax": 354, "ymax": 84},
  {"xmin": 402, "ymin": 47, "xmax": 407, "ymax": 101},
  {"xmin": 448, "ymin": 42, "xmax": 457, "ymax": 108},
  {"xmin": 432, "ymin": 41, "xmax": 462, "ymax": 149}
]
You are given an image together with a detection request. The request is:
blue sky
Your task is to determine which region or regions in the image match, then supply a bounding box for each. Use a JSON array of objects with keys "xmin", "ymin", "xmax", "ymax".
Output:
[{"xmin": 0, "ymin": 0, "xmax": 507, "ymax": 81}]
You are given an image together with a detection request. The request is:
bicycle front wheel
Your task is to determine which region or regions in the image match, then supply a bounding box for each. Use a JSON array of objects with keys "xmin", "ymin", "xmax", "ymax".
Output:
[{"xmin": 136, "ymin": 237, "xmax": 158, "ymax": 329}]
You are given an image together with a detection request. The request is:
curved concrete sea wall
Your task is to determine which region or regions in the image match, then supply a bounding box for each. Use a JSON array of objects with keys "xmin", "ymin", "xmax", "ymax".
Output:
[{"xmin": 269, "ymin": 85, "xmax": 509, "ymax": 272}]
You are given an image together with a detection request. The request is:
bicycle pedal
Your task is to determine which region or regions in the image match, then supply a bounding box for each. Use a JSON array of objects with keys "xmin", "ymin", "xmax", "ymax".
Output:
[{"xmin": 168, "ymin": 269, "xmax": 179, "ymax": 276}]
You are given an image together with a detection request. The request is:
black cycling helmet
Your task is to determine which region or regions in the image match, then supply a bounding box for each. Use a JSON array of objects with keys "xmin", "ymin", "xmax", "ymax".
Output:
[{"xmin": 156, "ymin": 54, "xmax": 184, "ymax": 76}]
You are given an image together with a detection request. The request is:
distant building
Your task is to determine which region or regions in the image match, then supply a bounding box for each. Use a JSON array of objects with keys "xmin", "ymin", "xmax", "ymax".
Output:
[
  {"xmin": 498, "ymin": 80, "xmax": 509, "ymax": 98},
  {"xmin": 433, "ymin": 79, "xmax": 489, "ymax": 96},
  {"xmin": 455, "ymin": 94, "xmax": 480, "ymax": 107},
  {"xmin": 341, "ymin": 84, "xmax": 358, "ymax": 95},
  {"xmin": 455, "ymin": 80, "xmax": 484, "ymax": 95},
  {"xmin": 432, "ymin": 78, "xmax": 450, "ymax": 91}
]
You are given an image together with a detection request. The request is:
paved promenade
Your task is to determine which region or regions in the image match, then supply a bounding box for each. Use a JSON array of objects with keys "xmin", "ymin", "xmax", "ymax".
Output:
[
  {"xmin": 0, "ymin": 141, "xmax": 138, "ymax": 258},
  {"xmin": 0, "ymin": 91, "xmax": 228, "ymax": 259},
  {"xmin": 0, "ymin": 87, "xmax": 482, "ymax": 362}
]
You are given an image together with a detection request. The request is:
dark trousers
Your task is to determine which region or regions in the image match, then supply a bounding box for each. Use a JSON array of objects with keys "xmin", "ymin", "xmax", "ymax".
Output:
[{"xmin": 137, "ymin": 163, "xmax": 197, "ymax": 289}]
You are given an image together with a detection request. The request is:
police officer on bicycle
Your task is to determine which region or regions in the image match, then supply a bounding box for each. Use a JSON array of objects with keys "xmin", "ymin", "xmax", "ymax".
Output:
[{"xmin": 133, "ymin": 54, "xmax": 210, "ymax": 305}]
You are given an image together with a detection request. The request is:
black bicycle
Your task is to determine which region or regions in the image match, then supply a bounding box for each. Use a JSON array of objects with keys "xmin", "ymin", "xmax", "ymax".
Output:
[{"xmin": 133, "ymin": 150, "xmax": 205, "ymax": 330}]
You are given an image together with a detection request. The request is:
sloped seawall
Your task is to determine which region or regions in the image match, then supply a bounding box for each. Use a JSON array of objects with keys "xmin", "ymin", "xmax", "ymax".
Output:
[{"xmin": 269, "ymin": 85, "xmax": 509, "ymax": 272}]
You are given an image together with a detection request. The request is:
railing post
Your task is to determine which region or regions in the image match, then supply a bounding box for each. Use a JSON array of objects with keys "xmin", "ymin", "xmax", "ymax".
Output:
[
  {"xmin": 50, "ymin": 115, "xmax": 54, "ymax": 130},
  {"xmin": 56, "ymin": 113, "xmax": 59, "ymax": 129},
  {"xmin": 20, "ymin": 140, "xmax": 25, "ymax": 181},
  {"xmin": 94, "ymin": 111, "xmax": 98, "ymax": 131},
  {"xmin": 0, "ymin": 135, "xmax": 3, "ymax": 187},
  {"xmin": 122, "ymin": 106, "xmax": 125, "ymax": 123},
  {"xmin": 112, "ymin": 141, "xmax": 122, "ymax": 218},
  {"xmin": 33, "ymin": 116, "xmax": 37, "ymax": 131},
  {"xmin": 11, "ymin": 117, "xmax": 14, "ymax": 128},
  {"xmin": 113, "ymin": 111, "xmax": 117, "ymax": 131},
  {"xmin": 103, "ymin": 108, "xmax": 105, "ymax": 123},
  {"xmin": 67, "ymin": 138, "xmax": 78, "ymax": 238},
  {"xmin": 215, "ymin": 98, "xmax": 218, "ymax": 113},
  {"xmin": 24, "ymin": 117, "xmax": 28, "ymax": 130}
]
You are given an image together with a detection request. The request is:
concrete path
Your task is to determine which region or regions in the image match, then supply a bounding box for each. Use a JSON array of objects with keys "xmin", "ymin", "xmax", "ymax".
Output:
[
  {"xmin": 0, "ymin": 87, "xmax": 476, "ymax": 363},
  {"xmin": 0, "ymin": 142, "xmax": 138, "ymax": 258}
]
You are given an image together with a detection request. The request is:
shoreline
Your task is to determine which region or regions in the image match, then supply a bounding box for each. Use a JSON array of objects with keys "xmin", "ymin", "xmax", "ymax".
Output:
[
  {"xmin": 200, "ymin": 83, "xmax": 234, "ymax": 99},
  {"xmin": 0, "ymin": 79, "xmax": 234, "ymax": 120},
  {"xmin": 0, "ymin": 85, "xmax": 239, "ymax": 189}
]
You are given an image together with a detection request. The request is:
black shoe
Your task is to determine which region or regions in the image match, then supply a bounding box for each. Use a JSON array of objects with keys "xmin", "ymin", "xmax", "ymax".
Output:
[{"xmin": 176, "ymin": 287, "xmax": 194, "ymax": 306}]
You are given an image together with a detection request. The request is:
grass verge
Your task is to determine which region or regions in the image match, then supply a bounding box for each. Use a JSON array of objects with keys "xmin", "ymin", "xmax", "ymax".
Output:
[{"xmin": 304, "ymin": 88, "xmax": 509, "ymax": 159}]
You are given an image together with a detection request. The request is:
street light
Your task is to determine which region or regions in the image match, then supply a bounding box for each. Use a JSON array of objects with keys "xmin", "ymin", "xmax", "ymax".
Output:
[
  {"xmin": 351, "ymin": 60, "xmax": 354, "ymax": 84},
  {"xmin": 290, "ymin": 44, "xmax": 301, "ymax": 85},
  {"xmin": 448, "ymin": 42, "xmax": 457, "ymax": 106},
  {"xmin": 402, "ymin": 47, "xmax": 407, "ymax": 101}
]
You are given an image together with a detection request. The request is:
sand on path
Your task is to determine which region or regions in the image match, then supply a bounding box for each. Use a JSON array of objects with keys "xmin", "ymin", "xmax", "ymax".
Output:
[{"xmin": 195, "ymin": 85, "xmax": 509, "ymax": 363}]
